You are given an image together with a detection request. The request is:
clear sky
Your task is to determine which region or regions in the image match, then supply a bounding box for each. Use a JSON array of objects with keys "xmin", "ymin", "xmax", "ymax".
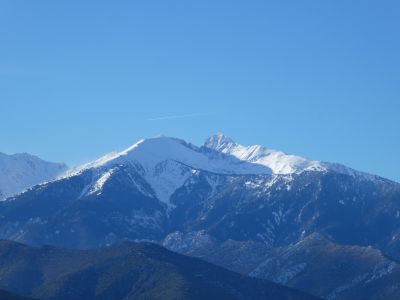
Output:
[{"xmin": 1, "ymin": 1, "xmax": 399, "ymax": 182}]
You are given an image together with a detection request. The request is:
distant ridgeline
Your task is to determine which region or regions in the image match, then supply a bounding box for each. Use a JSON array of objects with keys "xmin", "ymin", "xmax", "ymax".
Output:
[{"xmin": 0, "ymin": 240, "xmax": 317, "ymax": 300}]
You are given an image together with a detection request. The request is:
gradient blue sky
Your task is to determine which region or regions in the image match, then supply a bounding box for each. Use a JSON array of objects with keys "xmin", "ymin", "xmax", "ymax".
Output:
[{"xmin": 1, "ymin": 1, "xmax": 399, "ymax": 181}]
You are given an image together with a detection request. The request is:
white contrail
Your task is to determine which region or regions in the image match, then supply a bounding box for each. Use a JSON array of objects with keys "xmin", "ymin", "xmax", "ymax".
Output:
[{"xmin": 148, "ymin": 112, "xmax": 215, "ymax": 121}]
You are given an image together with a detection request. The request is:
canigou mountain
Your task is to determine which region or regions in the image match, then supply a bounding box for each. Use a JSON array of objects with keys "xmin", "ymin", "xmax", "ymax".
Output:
[{"xmin": 0, "ymin": 134, "xmax": 399, "ymax": 299}]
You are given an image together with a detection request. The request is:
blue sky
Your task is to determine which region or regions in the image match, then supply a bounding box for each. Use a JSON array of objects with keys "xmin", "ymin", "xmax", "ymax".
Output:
[{"xmin": 1, "ymin": 1, "xmax": 399, "ymax": 181}]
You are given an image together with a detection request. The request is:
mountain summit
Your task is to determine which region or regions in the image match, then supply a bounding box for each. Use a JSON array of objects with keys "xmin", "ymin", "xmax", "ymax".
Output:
[
  {"xmin": 203, "ymin": 133, "xmax": 237, "ymax": 150},
  {"xmin": 0, "ymin": 152, "xmax": 67, "ymax": 200},
  {"xmin": 204, "ymin": 133, "xmax": 325, "ymax": 174},
  {"xmin": 70, "ymin": 136, "xmax": 271, "ymax": 177}
]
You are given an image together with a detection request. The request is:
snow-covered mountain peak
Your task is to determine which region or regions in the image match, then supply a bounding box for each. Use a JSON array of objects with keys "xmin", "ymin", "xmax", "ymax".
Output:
[
  {"xmin": 203, "ymin": 134, "xmax": 380, "ymax": 179},
  {"xmin": 72, "ymin": 136, "xmax": 270, "ymax": 176},
  {"xmin": 0, "ymin": 152, "xmax": 68, "ymax": 200},
  {"xmin": 68, "ymin": 136, "xmax": 271, "ymax": 207},
  {"xmin": 204, "ymin": 133, "xmax": 237, "ymax": 151},
  {"xmin": 204, "ymin": 134, "xmax": 325, "ymax": 174}
]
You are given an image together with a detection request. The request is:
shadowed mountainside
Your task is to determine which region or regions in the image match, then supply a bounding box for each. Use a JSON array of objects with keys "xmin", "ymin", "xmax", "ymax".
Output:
[{"xmin": 0, "ymin": 240, "xmax": 318, "ymax": 300}]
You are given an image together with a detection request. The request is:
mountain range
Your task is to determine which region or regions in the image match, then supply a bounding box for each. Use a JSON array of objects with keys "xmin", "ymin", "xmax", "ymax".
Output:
[{"xmin": 1, "ymin": 134, "xmax": 399, "ymax": 299}]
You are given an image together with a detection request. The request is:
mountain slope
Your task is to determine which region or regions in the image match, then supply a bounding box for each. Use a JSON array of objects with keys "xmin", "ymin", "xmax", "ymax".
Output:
[
  {"xmin": 163, "ymin": 170, "xmax": 400, "ymax": 299},
  {"xmin": 164, "ymin": 232, "xmax": 400, "ymax": 300},
  {"xmin": 0, "ymin": 240, "xmax": 318, "ymax": 300},
  {"xmin": 249, "ymin": 233, "xmax": 400, "ymax": 299},
  {"xmin": 0, "ymin": 152, "xmax": 67, "ymax": 200},
  {"xmin": 0, "ymin": 289, "xmax": 35, "ymax": 300}
]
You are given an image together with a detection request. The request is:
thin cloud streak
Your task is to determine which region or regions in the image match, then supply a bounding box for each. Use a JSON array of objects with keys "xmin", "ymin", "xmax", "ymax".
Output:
[{"xmin": 148, "ymin": 112, "xmax": 215, "ymax": 121}]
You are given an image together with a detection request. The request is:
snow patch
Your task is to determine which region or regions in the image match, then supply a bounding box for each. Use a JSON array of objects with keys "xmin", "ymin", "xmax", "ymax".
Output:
[
  {"xmin": 88, "ymin": 168, "xmax": 116, "ymax": 195},
  {"xmin": 145, "ymin": 160, "xmax": 191, "ymax": 208}
]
